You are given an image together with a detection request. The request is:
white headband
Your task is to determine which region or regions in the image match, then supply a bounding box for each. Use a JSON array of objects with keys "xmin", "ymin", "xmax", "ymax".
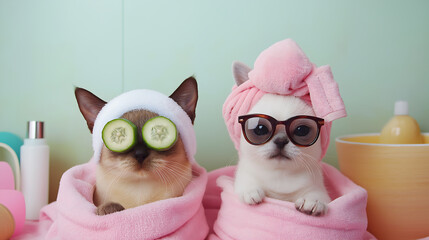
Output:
[{"xmin": 91, "ymin": 89, "xmax": 196, "ymax": 164}]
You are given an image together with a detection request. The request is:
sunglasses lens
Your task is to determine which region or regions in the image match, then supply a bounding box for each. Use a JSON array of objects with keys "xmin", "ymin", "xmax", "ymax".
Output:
[
  {"xmin": 289, "ymin": 118, "xmax": 320, "ymax": 146},
  {"xmin": 244, "ymin": 117, "xmax": 273, "ymax": 145}
]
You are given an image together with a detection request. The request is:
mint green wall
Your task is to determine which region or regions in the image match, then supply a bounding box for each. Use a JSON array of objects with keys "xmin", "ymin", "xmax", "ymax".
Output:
[{"xmin": 1, "ymin": 0, "xmax": 428, "ymax": 201}]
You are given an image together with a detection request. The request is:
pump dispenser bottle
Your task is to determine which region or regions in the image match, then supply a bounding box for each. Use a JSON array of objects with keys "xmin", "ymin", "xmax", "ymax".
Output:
[
  {"xmin": 20, "ymin": 121, "xmax": 50, "ymax": 220},
  {"xmin": 380, "ymin": 101, "xmax": 424, "ymax": 144}
]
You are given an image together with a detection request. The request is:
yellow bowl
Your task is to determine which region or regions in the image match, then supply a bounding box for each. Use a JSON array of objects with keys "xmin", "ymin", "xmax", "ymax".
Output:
[{"xmin": 336, "ymin": 133, "xmax": 429, "ymax": 240}]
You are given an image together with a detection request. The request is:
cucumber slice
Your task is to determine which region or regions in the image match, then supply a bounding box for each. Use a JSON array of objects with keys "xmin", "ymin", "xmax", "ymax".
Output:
[
  {"xmin": 102, "ymin": 118, "xmax": 137, "ymax": 153},
  {"xmin": 142, "ymin": 116, "xmax": 178, "ymax": 151}
]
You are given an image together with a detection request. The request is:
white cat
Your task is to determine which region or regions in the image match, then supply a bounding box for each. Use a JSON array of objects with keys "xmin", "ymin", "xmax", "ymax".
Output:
[{"xmin": 233, "ymin": 62, "xmax": 331, "ymax": 216}]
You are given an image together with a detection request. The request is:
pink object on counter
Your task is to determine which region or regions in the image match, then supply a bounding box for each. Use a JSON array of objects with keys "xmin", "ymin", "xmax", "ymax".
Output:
[
  {"xmin": 0, "ymin": 162, "xmax": 15, "ymax": 190},
  {"xmin": 0, "ymin": 161, "xmax": 25, "ymax": 237},
  {"xmin": 0, "ymin": 189, "xmax": 26, "ymax": 237},
  {"xmin": 203, "ymin": 164, "xmax": 376, "ymax": 240},
  {"xmin": 223, "ymin": 39, "xmax": 347, "ymax": 160}
]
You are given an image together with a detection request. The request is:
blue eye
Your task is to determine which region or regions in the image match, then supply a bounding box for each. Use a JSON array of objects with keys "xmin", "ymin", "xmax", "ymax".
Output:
[{"xmin": 253, "ymin": 124, "xmax": 269, "ymax": 136}]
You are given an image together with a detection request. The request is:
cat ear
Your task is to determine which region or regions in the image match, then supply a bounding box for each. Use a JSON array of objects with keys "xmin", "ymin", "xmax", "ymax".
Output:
[
  {"xmin": 75, "ymin": 87, "xmax": 106, "ymax": 133},
  {"xmin": 169, "ymin": 76, "xmax": 198, "ymax": 124},
  {"xmin": 232, "ymin": 61, "xmax": 252, "ymax": 86}
]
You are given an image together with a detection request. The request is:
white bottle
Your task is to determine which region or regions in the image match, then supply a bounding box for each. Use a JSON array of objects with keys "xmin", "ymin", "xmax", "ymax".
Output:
[{"xmin": 20, "ymin": 121, "xmax": 50, "ymax": 220}]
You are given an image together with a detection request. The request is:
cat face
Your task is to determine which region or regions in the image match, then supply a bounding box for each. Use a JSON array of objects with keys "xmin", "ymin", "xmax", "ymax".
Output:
[
  {"xmin": 99, "ymin": 109, "xmax": 190, "ymax": 182},
  {"xmin": 232, "ymin": 61, "xmax": 322, "ymax": 170},
  {"xmin": 75, "ymin": 77, "xmax": 198, "ymax": 184},
  {"xmin": 240, "ymin": 94, "xmax": 322, "ymax": 170}
]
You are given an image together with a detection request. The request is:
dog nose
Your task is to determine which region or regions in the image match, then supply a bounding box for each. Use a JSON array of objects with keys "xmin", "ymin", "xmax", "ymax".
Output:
[
  {"xmin": 135, "ymin": 145, "xmax": 149, "ymax": 163},
  {"xmin": 274, "ymin": 137, "xmax": 289, "ymax": 149}
]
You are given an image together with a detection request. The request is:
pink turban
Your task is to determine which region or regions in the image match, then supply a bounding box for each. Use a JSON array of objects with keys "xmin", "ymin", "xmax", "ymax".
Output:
[{"xmin": 222, "ymin": 39, "xmax": 347, "ymax": 160}]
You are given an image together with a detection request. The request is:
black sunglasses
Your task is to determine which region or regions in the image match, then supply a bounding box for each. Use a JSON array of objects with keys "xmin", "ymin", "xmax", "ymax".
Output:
[{"xmin": 238, "ymin": 114, "xmax": 324, "ymax": 147}]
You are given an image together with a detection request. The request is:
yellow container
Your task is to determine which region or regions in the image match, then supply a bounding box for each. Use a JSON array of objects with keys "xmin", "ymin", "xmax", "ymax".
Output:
[{"xmin": 336, "ymin": 133, "xmax": 429, "ymax": 240}]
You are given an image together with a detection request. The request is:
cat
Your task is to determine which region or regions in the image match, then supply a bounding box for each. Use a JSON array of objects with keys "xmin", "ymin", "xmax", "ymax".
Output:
[
  {"xmin": 232, "ymin": 62, "xmax": 331, "ymax": 216},
  {"xmin": 74, "ymin": 77, "xmax": 198, "ymax": 215}
]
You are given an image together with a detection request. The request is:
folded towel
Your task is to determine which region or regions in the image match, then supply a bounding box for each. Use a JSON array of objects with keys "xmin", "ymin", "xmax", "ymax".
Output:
[
  {"xmin": 13, "ymin": 88, "xmax": 209, "ymax": 240},
  {"xmin": 223, "ymin": 39, "xmax": 347, "ymax": 160},
  {"xmin": 203, "ymin": 164, "xmax": 376, "ymax": 240}
]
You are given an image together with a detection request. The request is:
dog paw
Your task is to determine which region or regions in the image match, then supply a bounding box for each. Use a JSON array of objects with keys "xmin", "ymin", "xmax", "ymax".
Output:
[
  {"xmin": 295, "ymin": 198, "xmax": 328, "ymax": 216},
  {"xmin": 238, "ymin": 188, "xmax": 265, "ymax": 205},
  {"xmin": 96, "ymin": 202, "xmax": 125, "ymax": 215}
]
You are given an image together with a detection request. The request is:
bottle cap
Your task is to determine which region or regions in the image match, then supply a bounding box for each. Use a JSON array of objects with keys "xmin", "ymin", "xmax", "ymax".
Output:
[
  {"xmin": 394, "ymin": 101, "xmax": 408, "ymax": 115},
  {"xmin": 27, "ymin": 121, "xmax": 44, "ymax": 139}
]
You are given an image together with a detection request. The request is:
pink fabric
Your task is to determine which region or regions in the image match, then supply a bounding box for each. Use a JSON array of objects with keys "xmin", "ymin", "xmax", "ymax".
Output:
[
  {"xmin": 222, "ymin": 39, "xmax": 346, "ymax": 160},
  {"xmin": 14, "ymin": 161, "xmax": 208, "ymax": 240},
  {"xmin": 203, "ymin": 164, "xmax": 376, "ymax": 240}
]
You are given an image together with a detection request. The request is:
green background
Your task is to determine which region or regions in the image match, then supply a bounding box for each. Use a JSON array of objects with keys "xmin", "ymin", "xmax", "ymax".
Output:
[{"xmin": 1, "ymin": 0, "xmax": 428, "ymax": 202}]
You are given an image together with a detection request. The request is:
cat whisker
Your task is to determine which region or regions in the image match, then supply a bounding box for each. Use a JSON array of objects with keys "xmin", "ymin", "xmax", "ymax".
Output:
[
  {"xmin": 153, "ymin": 158, "xmax": 199, "ymax": 176},
  {"xmin": 167, "ymin": 170, "xmax": 192, "ymax": 190},
  {"xmin": 104, "ymin": 166, "xmax": 128, "ymax": 203},
  {"xmin": 153, "ymin": 164, "xmax": 171, "ymax": 194},
  {"xmin": 162, "ymin": 168, "xmax": 176, "ymax": 196},
  {"xmin": 299, "ymin": 151, "xmax": 321, "ymax": 167},
  {"xmin": 159, "ymin": 164, "xmax": 191, "ymax": 191},
  {"xmin": 295, "ymin": 156, "xmax": 316, "ymax": 182},
  {"xmin": 152, "ymin": 161, "xmax": 184, "ymax": 195},
  {"xmin": 297, "ymin": 152, "xmax": 322, "ymax": 183},
  {"xmin": 162, "ymin": 167, "xmax": 180, "ymax": 195}
]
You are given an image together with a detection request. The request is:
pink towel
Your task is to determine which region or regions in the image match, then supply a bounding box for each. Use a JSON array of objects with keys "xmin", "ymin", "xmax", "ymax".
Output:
[
  {"xmin": 203, "ymin": 164, "xmax": 376, "ymax": 240},
  {"xmin": 223, "ymin": 39, "xmax": 347, "ymax": 160},
  {"xmin": 33, "ymin": 162, "xmax": 208, "ymax": 240}
]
